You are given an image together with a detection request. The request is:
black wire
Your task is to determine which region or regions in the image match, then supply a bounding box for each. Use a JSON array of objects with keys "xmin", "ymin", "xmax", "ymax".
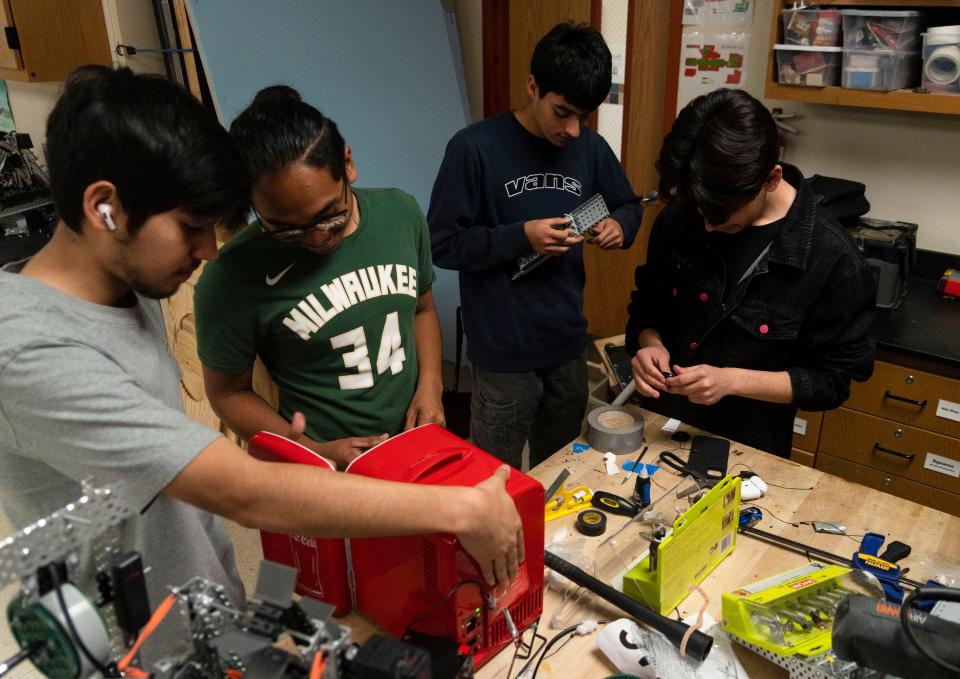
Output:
[
  {"xmin": 743, "ymin": 503, "xmax": 803, "ymax": 527},
  {"xmin": 745, "ymin": 503, "xmax": 868, "ymax": 543},
  {"xmin": 530, "ymin": 625, "xmax": 579, "ymax": 679},
  {"xmin": 47, "ymin": 564, "xmax": 116, "ymax": 677},
  {"xmin": 729, "ymin": 463, "xmax": 814, "ymax": 490},
  {"xmin": 540, "ymin": 634, "xmax": 574, "ymax": 661},
  {"xmin": 529, "ymin": 622, "xmax": 606, "ymax": 679},
  {"xmin": 506, "ymin": 642, "xmax": 521, "ymax": 679},
  {"xmin": 510, "ymin": 623, "xmax": 548, "ymax": 677},
  {"xmin": 402, "ymin": 580, "xmax": 483, "ymax": 638},
  {"xmin": 900, "ymin": 586, "xmax": 960, "ymax": 675}
]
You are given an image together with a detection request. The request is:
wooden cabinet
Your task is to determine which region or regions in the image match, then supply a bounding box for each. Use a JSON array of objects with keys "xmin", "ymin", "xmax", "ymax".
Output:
[
  {"xmin": 842, "ymin": 360, "xmax": 960, "ymax": 438},
  {"xmin": 765, "ymin": 0, "xmax": 960, "ymax": 115},
  {"xmin": 790, "ymin": 410, "xmax": 822, "ymax": 467},
  {"xmin": 816, "ymin": 359, "xmax": 960, "ymax": 516},
  {"xmin": 0, "ymin": 0, "xmax": 112, "ymax": 82}
]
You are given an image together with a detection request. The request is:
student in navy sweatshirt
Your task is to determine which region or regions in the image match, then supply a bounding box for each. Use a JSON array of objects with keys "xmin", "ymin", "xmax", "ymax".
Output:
[{"xmin": 428, "ymin": 22, "xmax": 642, "ymax": 469}]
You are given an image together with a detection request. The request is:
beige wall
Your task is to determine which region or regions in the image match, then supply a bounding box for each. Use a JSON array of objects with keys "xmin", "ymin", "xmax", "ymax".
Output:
[{"xmin": 679, "ymin": 1, "xmax": 960, "ymax": 255}]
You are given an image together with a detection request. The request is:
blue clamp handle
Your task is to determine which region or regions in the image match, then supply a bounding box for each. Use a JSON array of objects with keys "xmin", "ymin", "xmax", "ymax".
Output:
[{"xmin": 852, "ymin": 531, "xmax": 904, "ymax": 603}]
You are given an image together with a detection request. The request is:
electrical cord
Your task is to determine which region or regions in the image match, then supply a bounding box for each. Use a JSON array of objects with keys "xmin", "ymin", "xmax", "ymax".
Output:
[
  {"xmin": 900, "ymin": 586, "xmax": 960, "ymax": 675},
  {"xmin": 530, "ymin": 624, "xmax": 578, "ymax": 679},
  {"xmin": 743, "ymin": 503, "xmax": 867, "ymax": 543},
  {"xmin": 729, "ymin": 463, "xmax": 814, "ymax": 491},
  {"xmin": 505, "ymin": 620, "xmax": 546, "ymax": 679},
  {"xmin": 47, "ymin": 564, "xmax": 117, "ymax": 678},
  {"xmin": 402, "ymin": 580, "xmax": 483, "ymax": 638},
  {"xmin": 529, "ymin": 621, "xmax": 605, "ymax": 679}
]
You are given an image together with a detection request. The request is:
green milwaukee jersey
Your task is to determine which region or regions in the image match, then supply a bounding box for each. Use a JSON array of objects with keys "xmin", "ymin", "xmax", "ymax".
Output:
[{"xmin": 194, "ymin": 188, "xmax": 436, "ymax": 442}]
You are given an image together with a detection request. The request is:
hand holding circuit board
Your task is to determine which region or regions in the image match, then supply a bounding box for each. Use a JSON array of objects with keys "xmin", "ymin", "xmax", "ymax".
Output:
[{"xmin": 513, "ymin": 193, "xmax": 614, "ymax": 280}]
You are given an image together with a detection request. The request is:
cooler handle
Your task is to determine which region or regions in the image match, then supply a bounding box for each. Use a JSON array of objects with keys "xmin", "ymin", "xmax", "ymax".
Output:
[{"xmin": 406, "ymin": 447, "xmax": 473, "ymax": 482}]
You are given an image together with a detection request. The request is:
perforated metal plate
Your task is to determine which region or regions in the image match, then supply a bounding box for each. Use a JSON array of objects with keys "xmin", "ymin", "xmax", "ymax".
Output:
[
  {"xmin": 513, "ymin": 193, "xmax": 611, "ymax": 280},
  {"xmin": 568, "ymin": 193, "xmax": 610, "ymax": 236},
  {"xmin": 725, "ymin": 632, "xmax": 880, "ymax": 679},
  {"xmin": 0, "ymin": 482, "xmax": 131, "ymax": 590}
]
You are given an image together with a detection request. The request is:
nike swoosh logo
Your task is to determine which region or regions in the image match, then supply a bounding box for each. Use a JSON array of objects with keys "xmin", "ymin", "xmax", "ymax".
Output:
[{"xmin": 265, "ymin": 263, "xmax": 295, "ymax": 286}]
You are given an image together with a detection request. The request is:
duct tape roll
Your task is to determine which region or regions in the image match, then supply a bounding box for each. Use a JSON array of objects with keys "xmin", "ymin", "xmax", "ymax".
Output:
[
  {"xmin": 586, "ymin": 405, "xmax": 644, "ymax": 455},
  {"xmin": 924, "ymin": 45, "xmax": 960, "ymax": 85}
]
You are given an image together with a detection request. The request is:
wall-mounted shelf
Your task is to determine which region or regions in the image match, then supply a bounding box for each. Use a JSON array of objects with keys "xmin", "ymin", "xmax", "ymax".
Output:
[{"xmin": 764, "ymin": 0, "xmax": 960, "ymax": 115}]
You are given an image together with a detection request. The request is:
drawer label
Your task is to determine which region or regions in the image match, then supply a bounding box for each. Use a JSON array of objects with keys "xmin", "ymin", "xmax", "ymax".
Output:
[
  {"xmin": 793, "ymin": 417, "xmax": 807, "ymax": 436},
  {"xmin": 923, "ymin": 452, "xmax": 960, "ymax": 478},
  {"xmin": 936, "ymin": 399, "xmax": 960, "ymax": 423}
]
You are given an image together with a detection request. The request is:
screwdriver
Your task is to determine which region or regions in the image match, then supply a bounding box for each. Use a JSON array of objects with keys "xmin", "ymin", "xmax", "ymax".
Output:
[{"xmin": 591, "ymin": 490, "xmax": 641, "ymax": 517}]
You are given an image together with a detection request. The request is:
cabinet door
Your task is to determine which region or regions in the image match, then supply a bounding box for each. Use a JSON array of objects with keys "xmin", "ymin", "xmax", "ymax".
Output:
[
  {"xmin": 790, "ymin": 447, "xmax": 815, "ymax": 468},
  {"xmin": 821, "ymin": 407, "xmax": 960, "ymax": 494},
  {"xmin": 816, "ymin": 453, "xmax": 960, "ymax": 517},
  {"xmin": 845, "ymin": 360, "xmax": 960, "ymax": 439},
  {"xmin": 0, "ymin": 0, "xmax": 22, "ymax": 71},
  {"xmin": 792, "ymin": 410, "xmax": 822, "ymax": 453},
  {"xmin": 5, "ymin": 0, "xmax": 111, "ymax": 81}
]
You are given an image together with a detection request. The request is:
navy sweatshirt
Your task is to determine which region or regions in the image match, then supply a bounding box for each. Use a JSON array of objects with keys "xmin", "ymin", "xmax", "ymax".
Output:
[{"xmin": 428, "ymin": 111, "xmax": 642, "ymax": 371}]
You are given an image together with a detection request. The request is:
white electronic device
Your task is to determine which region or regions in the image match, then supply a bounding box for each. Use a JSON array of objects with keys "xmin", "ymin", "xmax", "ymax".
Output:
[{"xmin": 740, "ymin": 475, "xmax": 767, "ymax": 501}]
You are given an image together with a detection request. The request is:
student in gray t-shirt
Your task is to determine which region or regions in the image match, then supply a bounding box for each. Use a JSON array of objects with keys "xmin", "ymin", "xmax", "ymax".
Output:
[{"xmin": 0, "ymin": 67, "xmax": 526, "ymax": 615}]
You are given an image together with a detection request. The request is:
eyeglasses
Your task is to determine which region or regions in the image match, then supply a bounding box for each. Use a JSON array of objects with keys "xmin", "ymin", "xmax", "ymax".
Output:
[{"xmin": 256, "ymin": 181, "xmax": 352, "ymax": 243}]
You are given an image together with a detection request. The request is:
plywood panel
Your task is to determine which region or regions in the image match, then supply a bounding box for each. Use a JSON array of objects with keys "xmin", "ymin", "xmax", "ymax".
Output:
[{"xmin": 160, "ymin": 266, "xmax": 222, "ymax": 434}]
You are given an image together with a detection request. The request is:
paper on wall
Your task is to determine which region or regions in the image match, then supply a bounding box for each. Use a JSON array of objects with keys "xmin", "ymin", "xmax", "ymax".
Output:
[{"xmin": 679, "ymin": 31, "xmax": 749, "ymax": 95}]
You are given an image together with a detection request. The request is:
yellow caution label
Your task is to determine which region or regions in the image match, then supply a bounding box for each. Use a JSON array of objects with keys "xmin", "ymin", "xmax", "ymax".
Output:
[{"xmin": 857, "ymin": 554, "xmax": 895, "ymax": 571}]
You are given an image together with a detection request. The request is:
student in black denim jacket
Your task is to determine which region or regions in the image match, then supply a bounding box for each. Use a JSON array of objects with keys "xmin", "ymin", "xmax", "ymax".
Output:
[{"xmin": 625, "ymin": 89, "xmax": 876, "ymax": 458}]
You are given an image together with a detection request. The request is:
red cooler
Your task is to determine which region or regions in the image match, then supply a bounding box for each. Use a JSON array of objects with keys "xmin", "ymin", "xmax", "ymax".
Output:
[
  {"xmin": 247, "ymin": 431, "xmax": 352, "ymax": 616},
  {"xmin": 346, "ymin": 424, "xmax": 545, "ymax": 669}
]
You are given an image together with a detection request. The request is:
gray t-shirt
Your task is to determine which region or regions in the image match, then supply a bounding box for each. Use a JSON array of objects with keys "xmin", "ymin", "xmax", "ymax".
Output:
[{"xmin": 0, "ymin": 260, "xmax": 243, "ymax": 607}]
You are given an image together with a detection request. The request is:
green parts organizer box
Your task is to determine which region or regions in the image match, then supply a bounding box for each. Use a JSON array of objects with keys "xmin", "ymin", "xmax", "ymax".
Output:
[{"xmin": 623, "ymin": 475, "xmax": 741, "ymax": 614}]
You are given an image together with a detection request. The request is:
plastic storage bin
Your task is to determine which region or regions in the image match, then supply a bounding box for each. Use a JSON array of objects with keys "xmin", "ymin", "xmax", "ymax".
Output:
[
  {"xmin": 842, "ymin": 9, "xmax": 926, "ymax": 51},
  {"xmin": 921, "ymin": 26, "xmax": 960, "ymax": 93},
  {"xmin": 842, "ymin": 49, "xmax": 921, "ymax": 91},
  {"xmin": 775, "ymin": 45, "xmax": 842, "ymax": 86},
  {"xmin": 782, "ymin": 7, "xmax": 842, "ymax": 46}
]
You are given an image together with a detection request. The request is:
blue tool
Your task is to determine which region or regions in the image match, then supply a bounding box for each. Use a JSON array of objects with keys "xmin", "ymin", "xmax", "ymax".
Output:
[{"xmin": 852, "ymin": 532, "xmax": 910, "ymax": 602}]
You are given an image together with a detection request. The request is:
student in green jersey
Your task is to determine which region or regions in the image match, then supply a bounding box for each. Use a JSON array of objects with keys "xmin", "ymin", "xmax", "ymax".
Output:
[{"xmin": 194, "ymin": 86, "xmax": 444, "ymax": 469}]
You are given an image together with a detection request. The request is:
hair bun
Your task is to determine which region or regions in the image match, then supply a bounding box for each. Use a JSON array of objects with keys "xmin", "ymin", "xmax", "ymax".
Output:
[{"xmin": 252, "ymin": 84, "xmax": 302, "ymax": 106}]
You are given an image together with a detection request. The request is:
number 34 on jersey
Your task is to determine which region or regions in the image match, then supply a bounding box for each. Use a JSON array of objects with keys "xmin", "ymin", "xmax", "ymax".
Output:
[{"xmin": 330, "ymin": 312, "xmax": 406, "ymax": 390}]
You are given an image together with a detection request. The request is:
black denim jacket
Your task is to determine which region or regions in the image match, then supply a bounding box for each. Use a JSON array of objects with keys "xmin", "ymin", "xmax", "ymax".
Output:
[{"xmin": 625, "ymin": 164, "xmax": 876, "ymax": 457}]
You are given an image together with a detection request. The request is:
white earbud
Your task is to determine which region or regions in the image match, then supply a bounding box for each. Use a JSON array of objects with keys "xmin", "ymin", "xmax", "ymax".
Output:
[{"xmin": 97, "ymin": 203, "xmax": 117, "ymax": 232}]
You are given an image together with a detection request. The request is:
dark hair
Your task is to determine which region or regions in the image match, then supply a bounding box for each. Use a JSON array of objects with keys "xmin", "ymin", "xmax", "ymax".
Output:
[
  {"xmin": 46, "ymin": 66, "xmax": 248, "ymax": 234},
  {"xmin": 530, "ymin": 22, "xmax": 612, "ymax": 112},
  {"xmin": 229, "ymin": 85, "xmax": 346, "ymax": 185},
  {"xmin": 656, "ymin": 88, "xmax": 780, "ymax": 225}
]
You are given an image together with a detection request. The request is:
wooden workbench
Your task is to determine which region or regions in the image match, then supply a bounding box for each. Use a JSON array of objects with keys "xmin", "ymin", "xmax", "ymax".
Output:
[
  {"xmin": 255, "ymin": 406, "xmax": 960, "ymax": 678},
  {"xmin": 469, "ymin": 408, "xmax": 960, "ymax": 678}
]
